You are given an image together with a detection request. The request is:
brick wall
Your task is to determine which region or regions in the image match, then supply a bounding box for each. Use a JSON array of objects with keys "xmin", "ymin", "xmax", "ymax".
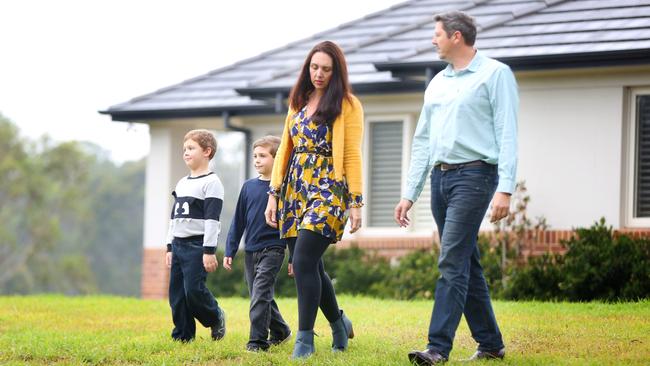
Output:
[
  {"xmin": 339, "ymin": 229, "xmax": 650, "ymax": 260},
  {"xmin": 141, "ymin": 247, "xmax": 169, "ymax": 299}
]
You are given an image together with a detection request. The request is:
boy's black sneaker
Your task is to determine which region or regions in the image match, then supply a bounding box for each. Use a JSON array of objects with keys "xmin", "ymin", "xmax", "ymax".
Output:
[
  {"xmin": 269, "ymin": 330, "xmax": 292, "ymax": 346},
  {"xmin": 246, "ymin": 343, "xmax": 268, "ymax": 352},
  {"xmin": 211, "ymin": 308, "xmax": 226, "ymax": 341}
]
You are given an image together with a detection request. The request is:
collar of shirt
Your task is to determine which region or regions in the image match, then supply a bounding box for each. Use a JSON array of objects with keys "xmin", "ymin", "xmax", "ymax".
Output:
[{"xmin": 442, "ymin": 49, "xmax": 483, "ymax": 77}]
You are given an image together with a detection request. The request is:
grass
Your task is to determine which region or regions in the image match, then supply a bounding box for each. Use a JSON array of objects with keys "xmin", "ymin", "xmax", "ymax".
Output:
[{"xmin": 0, "ymin": 295, "xmax": 648, "ymax": 365}]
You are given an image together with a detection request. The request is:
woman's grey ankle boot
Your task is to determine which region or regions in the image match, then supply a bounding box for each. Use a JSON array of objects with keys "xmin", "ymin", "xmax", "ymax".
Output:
[
  {"xmin": 330, "ymin": 310, "xmax": 354, "ymax": 351},
  {"xmin": 292, "ymin": 330, "xmax": 315, "ymax": 359}
]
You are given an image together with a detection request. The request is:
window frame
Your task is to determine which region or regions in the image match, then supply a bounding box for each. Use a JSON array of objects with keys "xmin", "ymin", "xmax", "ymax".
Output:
[
  {"xmin": 623, "ymin": 87, "xmax": 650, "ymax": 227},
  {"xmin": 359, "ymin": 113, "xmax": 433, "ymax": 235}
]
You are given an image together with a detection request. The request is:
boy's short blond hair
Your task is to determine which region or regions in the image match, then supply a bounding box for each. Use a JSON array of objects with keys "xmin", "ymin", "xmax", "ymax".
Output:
[
  {"xmin": 184, "ymin": 129, "xmax": 217, "ymax": 159},
  {"xmin": 253, "ymin": 135, "xmax": 281, "ymax": 157}
]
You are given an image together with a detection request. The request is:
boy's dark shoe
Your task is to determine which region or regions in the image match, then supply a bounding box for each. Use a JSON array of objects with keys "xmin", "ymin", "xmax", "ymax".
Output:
[
  {"xmin": 211, "ymin": 308, "xmax": 226, "ymax": 341},
  {"xmin": 269, "ymin": 330, "xmax": 292, "ymax": 346},
  {"xmin": 408, "ymin": 348, "xmax": 448, "ymax": 365},
  {"xmin": 246, "ymin": 343, "xmax": 269, "ymax": 352},
  {"xmin": 467, "ymin": 348, "xmax": 505, "ymax": 361}
]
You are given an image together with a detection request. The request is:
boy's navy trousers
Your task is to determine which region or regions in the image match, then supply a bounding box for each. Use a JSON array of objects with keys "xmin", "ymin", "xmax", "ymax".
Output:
[{"xmin": 169, "ymin": 236, "xmax": 223, "ymax": 341}]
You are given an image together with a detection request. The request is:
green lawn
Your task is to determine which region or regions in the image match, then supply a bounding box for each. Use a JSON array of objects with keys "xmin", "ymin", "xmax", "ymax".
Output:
[{"xmin": 0, "ymin": 296, "xmax": 648, "ymax": 365}]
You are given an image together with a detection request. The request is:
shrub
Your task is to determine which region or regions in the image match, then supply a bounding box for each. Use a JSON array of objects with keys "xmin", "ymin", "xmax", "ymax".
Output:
[
  {"xmin": 378, "ymin": 248, "xmax": 440, "ymax": 300},
  {"xmin": 502, "ymin": 253, "xmax": 564, "ymax": 300},
  {"xmin": 559, "ymin": 219, "xmax": 650, "ymax": 301},
  {"xmin": 322, "ymin": 245, "xmax": 392, "ymax": 297},
  {"xmin": 504, "ymin": 218, "xmax": 650, "ymax": 302}
]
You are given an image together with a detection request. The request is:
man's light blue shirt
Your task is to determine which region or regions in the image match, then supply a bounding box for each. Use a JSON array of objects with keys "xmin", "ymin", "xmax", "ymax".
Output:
[{"xmin": 404, "ymin": 51, "xmax": 519, "ymax": 202}]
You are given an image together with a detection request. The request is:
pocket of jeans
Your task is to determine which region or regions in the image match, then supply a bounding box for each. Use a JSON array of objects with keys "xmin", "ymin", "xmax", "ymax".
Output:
[{"xmin": 459, "ymin": 168, "xmax": 493, "ymax": 194}]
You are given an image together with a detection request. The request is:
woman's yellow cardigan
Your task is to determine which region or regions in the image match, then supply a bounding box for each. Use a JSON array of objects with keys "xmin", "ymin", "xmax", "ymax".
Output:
[{"xmin": 270, "ymin": 94, "xmax": 364, "ymax": 198}]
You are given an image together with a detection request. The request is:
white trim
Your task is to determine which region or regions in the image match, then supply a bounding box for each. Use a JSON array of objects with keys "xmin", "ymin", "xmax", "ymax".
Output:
[{"xmin": 624, "ymin": 87, "xmax": 650, "ymax": 228}]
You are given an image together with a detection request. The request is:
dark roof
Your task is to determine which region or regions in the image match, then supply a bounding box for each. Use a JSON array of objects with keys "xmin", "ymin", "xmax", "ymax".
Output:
[{"xmin": 102, "ymin": 0, "xmax": 650, "ymax": 121}]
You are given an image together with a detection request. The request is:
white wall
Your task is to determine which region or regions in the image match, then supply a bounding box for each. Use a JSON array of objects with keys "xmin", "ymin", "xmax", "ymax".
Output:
[
  {"xmin": 518, "ymin": 84, "xmax": 623, "ymax": 228},
  {"xmin": 518, "ymin": 67, "xmax": 650, "ymax": 229}
]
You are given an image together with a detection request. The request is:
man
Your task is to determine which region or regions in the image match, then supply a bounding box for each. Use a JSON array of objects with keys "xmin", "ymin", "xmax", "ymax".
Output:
[{"xmin": 394, "ymin": 11, "xmax": 518, "ymax": 365}]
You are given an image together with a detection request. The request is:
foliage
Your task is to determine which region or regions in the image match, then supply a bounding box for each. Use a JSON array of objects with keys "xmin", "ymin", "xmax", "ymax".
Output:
[
  {"xmin": 501, "ymin": 253, "xmax": 565, "ymax": 300},
  {"xmin": 504, "ymin": 218, "xmax": 650, "ymax": 301},
  {"xmin": 322, "ymin": 245, "xmax": 392, "ymax": 297},
  {"xmin": 559, "ymin": 218, "xmax": 650, "ymax": 301},
  {"xmin": 377, "ymin": 248, "xmax": 439, "ymax": 300},
  {"xmin": 0, "ymin": 114, "xmax": 143, "ymax": 295}
]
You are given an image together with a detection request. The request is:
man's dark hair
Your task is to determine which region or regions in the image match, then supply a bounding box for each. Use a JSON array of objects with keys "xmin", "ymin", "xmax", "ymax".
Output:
[{"xmin": 434, "ymin": 11, "xmax": 477, "ymax": 46}]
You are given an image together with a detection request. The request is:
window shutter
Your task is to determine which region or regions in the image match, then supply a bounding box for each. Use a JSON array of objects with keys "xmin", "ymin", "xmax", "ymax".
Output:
[
  {"xmin": 368, "ymin": 122, "xmax": 403, "ymax": 227},
  {"xmin": 636, "ymin": 95, "xmax": 650, "ymax": 217}
]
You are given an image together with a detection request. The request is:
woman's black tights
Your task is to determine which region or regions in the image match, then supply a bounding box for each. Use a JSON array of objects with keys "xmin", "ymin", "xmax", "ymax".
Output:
[{"xmin": 288, "ymin": 229, "xmax": 341, "ymax": 331}]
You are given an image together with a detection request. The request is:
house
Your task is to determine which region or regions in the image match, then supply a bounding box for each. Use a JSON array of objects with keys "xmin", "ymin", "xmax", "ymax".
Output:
[{"xmin": 102, "ymin": 0, "xmax": 650, "ymax": 299}]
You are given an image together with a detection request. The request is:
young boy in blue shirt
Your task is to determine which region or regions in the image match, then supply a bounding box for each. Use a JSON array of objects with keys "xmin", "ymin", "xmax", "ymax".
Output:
[
  {"xmin": 165, "ymin": 129, "xmax": 226, "ymax": 342},
  {"xmin": 224, "ymin": 135, "xmax": 291, "ymax": 352}
]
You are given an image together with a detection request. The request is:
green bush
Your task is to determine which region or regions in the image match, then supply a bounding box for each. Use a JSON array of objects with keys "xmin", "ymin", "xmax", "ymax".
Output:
[
  {"xmin": 559, "ymin": 219, "xmax": 650, "ymax": 301},
  {"xmin": 504, "ymin": 218, "xmax": 650, "ymax": 302},
  {"xmin": 502, "ymin": 253, "xmax": 564, "ymax": 300},
  {"xmin": 379, "ymin": 248, "xmax": 440, "ymax": 300},
  {"xmin": 322, "ymin": 245, "xmax": 392, "ymax": 297}
]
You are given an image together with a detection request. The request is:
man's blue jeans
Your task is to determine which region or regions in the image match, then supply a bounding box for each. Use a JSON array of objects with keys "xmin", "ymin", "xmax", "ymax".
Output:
[{"xmin": 427, "ymin": 163, "xmax": 504, "ymax": 357}]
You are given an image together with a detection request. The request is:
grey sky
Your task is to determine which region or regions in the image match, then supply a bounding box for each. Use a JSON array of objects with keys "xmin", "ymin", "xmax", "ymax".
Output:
[{"xmin": 0, "ymin": 0, "xmax": 404, "ymax": 162}]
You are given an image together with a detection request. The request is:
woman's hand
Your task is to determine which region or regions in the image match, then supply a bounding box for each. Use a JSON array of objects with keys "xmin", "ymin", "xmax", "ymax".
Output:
[
  {"xmin": 349, "ymin": 207, "xmax": 361, "ymax": 233},
  {"xmin": 265, "ymin": 195, "xmax": 278, "ymax": 228}
]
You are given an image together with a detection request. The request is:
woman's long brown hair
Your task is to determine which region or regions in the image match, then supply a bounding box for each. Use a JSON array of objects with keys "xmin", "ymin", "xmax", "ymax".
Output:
[{"xmin": 288, "ymin": 41, "xmax": 352, "ymax": 126}]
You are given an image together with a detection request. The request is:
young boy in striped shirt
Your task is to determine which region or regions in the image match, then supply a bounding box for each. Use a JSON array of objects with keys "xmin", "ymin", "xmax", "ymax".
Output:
[{"xmin": 165, "ymin": 129, "xmax": 226, "ymax": 342}]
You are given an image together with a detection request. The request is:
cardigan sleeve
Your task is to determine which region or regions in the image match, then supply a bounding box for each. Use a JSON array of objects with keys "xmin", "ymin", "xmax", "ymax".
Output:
[
  {"xmin": 269, "ymin": 109, "xmax": 295, "ymax": 194},
  {"xmin": 342, "ymin": 95, "xmax": 364, "ymax": 202}
]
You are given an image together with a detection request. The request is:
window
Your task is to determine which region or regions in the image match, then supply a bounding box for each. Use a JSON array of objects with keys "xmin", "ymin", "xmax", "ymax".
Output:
[
  {"xmin": 625, "ymin": 88, "xmax": 650, "ymax": 227},
  {"xmin": 367, "ymin": 121, "xmax": 403, "ymax": 227},
  {"xmin": 635, "ymin": 94, "xmax": 650, "ymax": 217}
]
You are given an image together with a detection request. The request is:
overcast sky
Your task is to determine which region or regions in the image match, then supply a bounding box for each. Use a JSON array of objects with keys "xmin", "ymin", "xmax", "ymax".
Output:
[{"xmin": 0, "ymin": 0, "xmax": 406, "ymax": 162}]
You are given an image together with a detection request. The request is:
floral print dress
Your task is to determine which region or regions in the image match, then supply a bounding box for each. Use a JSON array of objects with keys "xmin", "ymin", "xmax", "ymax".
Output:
[{"xmin": 278, "ymin": 106, "xmax": 356, "ymax": 243}]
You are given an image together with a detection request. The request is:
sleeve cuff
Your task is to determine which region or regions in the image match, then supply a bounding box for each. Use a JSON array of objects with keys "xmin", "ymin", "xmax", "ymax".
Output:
[
  {"xmin": 496, "ymin": 178, "xmax": 516, "ymax": 195},
  {"xmin": 349, "ymin": 193, "xmax": 364, "ymax": 208},
  {"xmin": 403, "ymin": 190, "xmax": 418, "ymax": 203},
  {"xmin": 203, "ymin": 246, "xmax": 217, "ymax": 255},
  {"xmin": 166, "ymin": 244, "xmax": 172, "ymax": 252},
  {"xmin": 267, "ymin": 186, "xmax": 280, "ymax": 197}
]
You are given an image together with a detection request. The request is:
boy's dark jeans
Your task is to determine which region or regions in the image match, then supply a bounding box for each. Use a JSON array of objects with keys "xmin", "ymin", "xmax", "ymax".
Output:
[
  {"xmin": 169, "ymin": 238, "xmax": 223, "ymax": 341},
  {"xmin": 244, "ymin": 246, "xmax": 291, "ymax": 349}
]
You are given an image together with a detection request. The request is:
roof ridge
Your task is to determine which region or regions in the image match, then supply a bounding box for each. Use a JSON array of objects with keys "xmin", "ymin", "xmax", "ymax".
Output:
[
  {"xmin": 386, "ymin": 0, "xmax": 570, "ymax": 63},
  {"xmin": 115, "ymin": 0, "xmax": 418, "ymax": 106},
  {"xmin": 245, "ymin": 0, "xmax": 492, "ymax": 88}
]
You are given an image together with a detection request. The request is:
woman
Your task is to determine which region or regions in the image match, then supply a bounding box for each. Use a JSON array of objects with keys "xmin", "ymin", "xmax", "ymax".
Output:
[{"xmin": 264, "ymin": 40, "xmax": 363, "ymax": 359}]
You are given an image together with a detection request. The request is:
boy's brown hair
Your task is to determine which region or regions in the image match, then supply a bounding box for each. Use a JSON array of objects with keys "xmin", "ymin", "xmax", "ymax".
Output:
[
  {"xmin": 253, "ymin": 135, "xmax": 281, "ymax": 157},
  {"xmin": 184, "ymin": 129, "xmax": 217, "ymax": 159}
]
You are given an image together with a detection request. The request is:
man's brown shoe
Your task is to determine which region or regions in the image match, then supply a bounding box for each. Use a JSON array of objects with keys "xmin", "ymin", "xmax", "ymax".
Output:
[
  {"xmin": 467, "ymin": 348, "xmax": 505, "ymax": 361},
  {"xmin": 408, "ymin": 348, "xmax": 448, "ymax": 365}
]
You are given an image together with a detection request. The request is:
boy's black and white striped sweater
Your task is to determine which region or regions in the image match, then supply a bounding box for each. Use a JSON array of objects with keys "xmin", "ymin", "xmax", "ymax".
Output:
[{"xmin": 166, "ymin": 172, "xmax": 224, "ymax": 254}]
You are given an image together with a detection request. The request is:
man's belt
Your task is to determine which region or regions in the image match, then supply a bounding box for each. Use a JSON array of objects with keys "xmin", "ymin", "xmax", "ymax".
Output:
[{"xmin": 437, "ymin": 160, "xmax": 487, "ymax": 172}]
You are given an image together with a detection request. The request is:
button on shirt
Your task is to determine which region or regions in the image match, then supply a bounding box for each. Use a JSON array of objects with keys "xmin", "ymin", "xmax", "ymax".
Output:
[{"xmin": 404, "ymin": 51, "xmax": 519, "ymax": 202}]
